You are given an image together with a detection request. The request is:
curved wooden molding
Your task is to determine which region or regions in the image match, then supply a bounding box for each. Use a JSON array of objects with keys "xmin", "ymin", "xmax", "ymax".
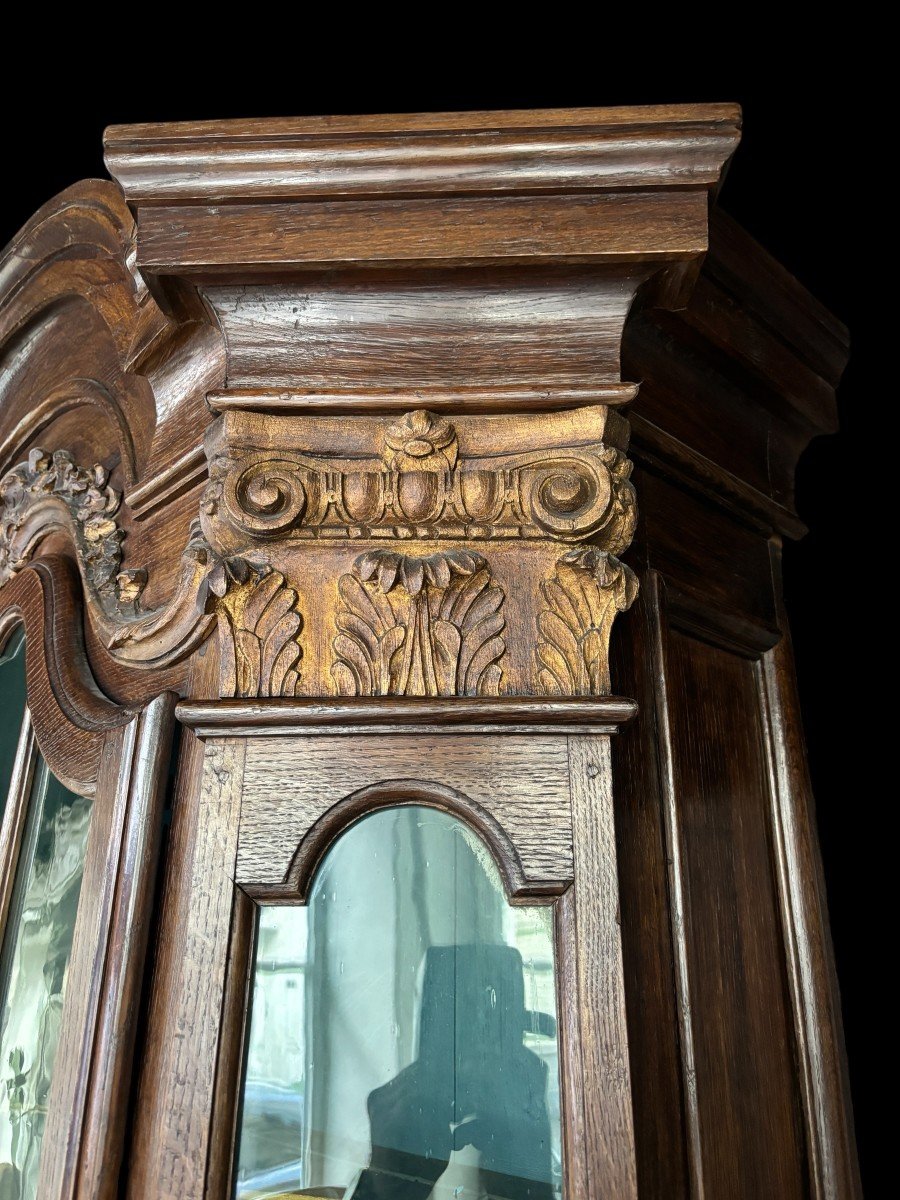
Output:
[
  {"xmin": 0, "ymin": 449, "xmax": 219, "ymax": 670},
  {"xmin": 274, "ymin": 779, "xmax": 555, "ymax": 903},
  {"xmin": 0, "ymin": 180, "xmax": 171, "ymax": 485},
  {"xmin": 0, "ymin": 558, "xmax": 131, "ymax": 794}
]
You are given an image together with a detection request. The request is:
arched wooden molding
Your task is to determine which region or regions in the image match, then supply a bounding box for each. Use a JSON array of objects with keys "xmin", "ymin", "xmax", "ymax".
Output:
[
  {"xmin": 277, "ymin": 778, "xmax": 551, "ymax": 903},
  {"xmin": 0, "ymin": 181, "xmax": 168, "ymax": 485},
  {"xmin": 0, "ymin": 181, "xmax": 227, "ymax": 695}
]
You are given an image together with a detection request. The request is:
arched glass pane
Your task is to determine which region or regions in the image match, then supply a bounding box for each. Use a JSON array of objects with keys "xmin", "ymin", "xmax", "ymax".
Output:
[
  {"xmin": 0, "ymin": 754, "xmax": 92, "ymax": 1199},
  {"xmin": 235, "ymin": 805, "xmax": 562, "ymax": 1200},
  {"xmin": 0, "ymin": 628, "xmax": 27, "ymax": 822}
]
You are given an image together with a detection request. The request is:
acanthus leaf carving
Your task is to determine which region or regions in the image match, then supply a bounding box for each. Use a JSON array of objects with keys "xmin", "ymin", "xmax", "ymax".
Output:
[
  {"xmin": 536, "ymin": 547, "xmax": 639, "ymax": 696},
  {"xmin": 332, "ymin": 549, "xmax": 505, "ymax": 698},
  {"xmin": 215, "ymin": 565, "xmax": 304, "ymax": 698}
]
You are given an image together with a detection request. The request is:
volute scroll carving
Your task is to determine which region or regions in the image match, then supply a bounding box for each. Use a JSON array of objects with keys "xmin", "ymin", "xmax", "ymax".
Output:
[{"xmin": 201, "ymin": 408, "xmax": 637, "ymax": 554}]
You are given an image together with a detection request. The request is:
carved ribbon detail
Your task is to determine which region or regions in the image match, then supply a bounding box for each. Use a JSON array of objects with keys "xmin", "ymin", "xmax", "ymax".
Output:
[
  {"xmin": 536, "ymin": 547, "xmax": 639, "ymax": 696},
  {"xmin": 332, "ymin": 549, "xmax": 506, "ymax": 697}
]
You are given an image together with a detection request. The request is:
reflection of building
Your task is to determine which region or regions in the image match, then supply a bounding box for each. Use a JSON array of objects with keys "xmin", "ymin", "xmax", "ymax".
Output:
[{"xmin": 236, "ymin": 808, "xmax": 563, "ymax": 1199}]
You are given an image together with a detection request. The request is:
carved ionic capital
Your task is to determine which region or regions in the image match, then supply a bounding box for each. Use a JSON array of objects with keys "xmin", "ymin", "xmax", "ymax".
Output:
[{"xmin": 200, "ymin": 408, "xmax": 636, "ymax": 553}]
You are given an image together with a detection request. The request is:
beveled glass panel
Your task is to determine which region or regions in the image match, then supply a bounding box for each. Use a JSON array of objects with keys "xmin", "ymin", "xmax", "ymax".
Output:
[
  {"xmin": 235, "ymin": 805, "xmax": 562, "ymax": 1200},
  {"xmin": 0, "ymin": 629, "xmax": 27, "ymax": 822},
  {"xmin": 0, "ymin": 754, "xmax": 92, "ymax": 1200}
]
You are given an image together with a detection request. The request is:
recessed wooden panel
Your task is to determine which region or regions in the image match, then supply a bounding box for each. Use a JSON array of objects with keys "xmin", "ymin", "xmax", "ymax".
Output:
[
  {"xmin": 238, "ymin": 733, "xmax": 573, "ymax": 889},
  {"xmin": 665, "ymin": 628, "xmax": 807, "ymax": 1198},
  {"xmin": 609, "ymin": 596, "xmax": 690, "ymax": 1198}
]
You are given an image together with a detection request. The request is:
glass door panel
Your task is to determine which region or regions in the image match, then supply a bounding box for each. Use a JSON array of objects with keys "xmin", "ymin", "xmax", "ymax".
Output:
[
  {"xmin": 0, "ymin": 753, "xmax": 92, "ymax": 1199},
  {"xmin": 235, "ymin": 805, "xmax": 562, "ymax": 1200}
]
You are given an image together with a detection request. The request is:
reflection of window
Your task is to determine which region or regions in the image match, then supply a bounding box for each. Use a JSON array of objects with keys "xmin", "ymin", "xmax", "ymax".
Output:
[
  {"xmin": 235, "ymin": 805, "xmax": 563, "ymax": 1199},
  {"xmin": 0, "ymin": 627, "xmax": 93, "ymax": 1200}
]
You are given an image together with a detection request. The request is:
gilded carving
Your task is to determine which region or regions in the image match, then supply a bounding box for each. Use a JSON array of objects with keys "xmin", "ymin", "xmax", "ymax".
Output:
[
  {"xmin": 383, "ymin": 410, "xmax": 458, "ymax": 470},
  {"xmin": 203, "ymin": 413, "xmax": 635, "ymax": 551},
  {"xmin": 536, "ymin": 547, "xmax": 639, "ymax": 696},
  {"xmin": 332, "ymin": 549, "xmax": 506, "ymax": 697},
  {"xmin": 214, "ymin": 565, "xmax": 304, "ymax": 698}
]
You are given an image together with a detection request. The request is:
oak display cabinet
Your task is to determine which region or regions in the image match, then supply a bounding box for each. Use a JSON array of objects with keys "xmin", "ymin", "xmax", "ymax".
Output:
[{"xmin": 0, "ymin": 106, "xmax": 858, "ymax": 1199}]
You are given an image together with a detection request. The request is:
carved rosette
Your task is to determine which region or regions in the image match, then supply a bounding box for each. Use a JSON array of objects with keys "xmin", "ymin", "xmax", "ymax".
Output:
[
  {"xmin": 332, "ymin": 549, "xmax": 506, "ymax": 697},
  {"xmin": 536, "ymin": 547, "xmax": 639, "ymax": 696}
]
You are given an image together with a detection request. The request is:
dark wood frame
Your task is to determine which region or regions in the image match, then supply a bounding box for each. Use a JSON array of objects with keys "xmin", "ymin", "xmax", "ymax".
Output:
[
  {"xmin": 0, "ymin": 562, "xmax": 174, "ymax": 1200},
  {"xmin": 125, "ymin": 701, "xmax": 637, "ymax": 1199}
]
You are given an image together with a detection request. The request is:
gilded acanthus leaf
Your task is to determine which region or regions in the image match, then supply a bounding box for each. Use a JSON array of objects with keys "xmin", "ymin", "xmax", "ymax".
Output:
[
  {"xmin": 536, "ymin": 547, "xmax": 638, "ymax": 696},
  {"xmin": 217, "ymin": 568, "xmax": 304, "ymax": 698},
  {"xmin": 332, "ymin": 549, "xmax": 505, "ymax": 697}
]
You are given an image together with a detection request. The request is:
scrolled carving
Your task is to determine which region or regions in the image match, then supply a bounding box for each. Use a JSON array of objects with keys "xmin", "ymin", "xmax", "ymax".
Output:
[
  {"xmin": 0, "ymin": 451, "xmax": 223, "ymax": 671},
  {"xmin": 332, "ymin": 549, "xmax": 506, "ymax": 697},
  {"xmin": 526, "ymin": 453, "xmax": 613, "ymax": 539},
  {"xmin": 204, "ymin": 415, "xmax": 635, "ymax": 551},
  {"xmin": 208, "ymin": 457, "xmax": 307, "ymax": 536},
  {"xmin": 536, "ymin": 547, "xmax": 639, "ymax": 696},
  {"xmin": 215, "ymin": 564, "xmax": 304, "ymax": 698}
]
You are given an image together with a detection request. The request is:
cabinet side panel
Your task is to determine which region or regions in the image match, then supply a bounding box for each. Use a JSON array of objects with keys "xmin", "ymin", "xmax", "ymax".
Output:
[
  {"xmin": 665, "ymin": 627, "xmax": 808, "ymax": 1198},
  {"xmin": 610, "ymin": 593, "xmax": 690, "ymax": 1197}
]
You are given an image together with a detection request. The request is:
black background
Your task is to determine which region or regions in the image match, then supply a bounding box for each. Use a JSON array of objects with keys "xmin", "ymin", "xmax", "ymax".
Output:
[{"xmin": 0, "ymin": 56, "xmax": 869, "ymax": 1185}]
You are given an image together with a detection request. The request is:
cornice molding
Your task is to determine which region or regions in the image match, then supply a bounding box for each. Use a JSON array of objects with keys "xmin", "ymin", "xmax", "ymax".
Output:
[{"xmin": 104, "ymin": 104, "xmax": 741, "ymax": 205}]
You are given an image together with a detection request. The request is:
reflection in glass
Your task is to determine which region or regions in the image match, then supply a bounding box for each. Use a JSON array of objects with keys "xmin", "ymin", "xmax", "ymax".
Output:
[
  {"xmin": 235, "ymin": 805, "xmax": 562, "ymax": 1199},
  {"xmin": 0, "ymin": 756, "xmax": 92, "ymax": 1200},
  {"xmin": 0, "ymin": 629, "xmax": 27, "ymax": 823}
]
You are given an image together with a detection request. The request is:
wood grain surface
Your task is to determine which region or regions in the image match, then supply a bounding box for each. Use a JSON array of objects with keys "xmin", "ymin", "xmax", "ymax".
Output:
[
  {"xmin": 568, "ymin": 734, "xmax": 638, "ymax": 1199},
  {"xmin": 126, "ymin": 735, "xmax": 246, "ymax": 1200},
  {"xmin": 238, "ymin": 733, "xmax": 574, "ymax": 892}
]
